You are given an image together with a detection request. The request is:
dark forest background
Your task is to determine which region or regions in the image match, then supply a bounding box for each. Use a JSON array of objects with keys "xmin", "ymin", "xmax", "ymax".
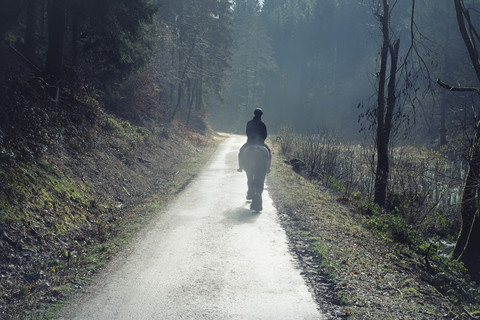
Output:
[{"xmin": 1, "ymin": 0, "xmax": 477, "ymax": 141}]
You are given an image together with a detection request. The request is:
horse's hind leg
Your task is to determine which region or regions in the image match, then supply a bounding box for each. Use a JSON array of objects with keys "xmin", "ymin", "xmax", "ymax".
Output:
[
  {"xmin": 249, "ymin": 178, "xmax": 264, "ymax": 212},
  {"xmin": 250, "ymin": 194, "xmax": 263, "ymax": 212},
  {"xmin": 250, "ymin": 194, "xmax": 262, "ymax": 212},
  {"xmin": 246, "ymin": 172, "xmax": 254, "ymax": 200},
  {"xmin": 255, "ymin": 195, "xmax": 263, "ymax": 211},
  {"xmin": 252, "ymin": 172, "xmax": 266, "ymax": 211}
]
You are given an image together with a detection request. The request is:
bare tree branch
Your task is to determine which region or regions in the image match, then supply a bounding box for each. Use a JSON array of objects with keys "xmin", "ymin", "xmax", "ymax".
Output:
[{"xmin": 436, "ymin": 78, "xmax": 480, "ymax": 93}]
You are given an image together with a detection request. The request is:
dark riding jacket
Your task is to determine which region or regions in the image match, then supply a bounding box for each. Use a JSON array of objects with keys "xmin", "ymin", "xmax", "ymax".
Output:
[{"xmin": 246, "ymin": 116, "xmax": 267, "ymax": 145}]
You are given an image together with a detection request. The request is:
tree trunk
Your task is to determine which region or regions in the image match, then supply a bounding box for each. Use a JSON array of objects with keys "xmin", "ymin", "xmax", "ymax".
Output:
[
  {"xmin": 374, "ymin": 0, "xmax": 390, "ymax": 208},
  {"xmin": 375, "ymin": 140, "xmax": 389, "ymax": 207},
  {"xmin": 195, "ymin": 57, "xmax": 203, "ymax": 112},
  {"xmin": 71, "ymin": 11, "xmax": 79, "ymax": 67},
  {"xmin": 453, "ymin": 121, "xmax": 480, "ymax": 282},
  {"xmin": 439, "ymin": 95, "xmax": 447, "ymax": 146},
  {"xmin": 40, "ymin": 0, "xmax": 47, "ymax": 35},
  {"xmin": 186, "ymin": 79, "xmax": 195, "ymax": 125},
  {"xmin": 170, "ymin": 31, "xmax": 197, "ymax": 122},
  {"xmin": 170, "ymin": 84, "xmax": 183, "ymax": 121},
  {"xmin": 44, "ymin": 0, "xmax": 66, "ymax": 81},
  {"xmin": 451, "ymin": 0, "xmax": 480, "ymax": 282},
  {"xmin": 25, "ymin": 0, "xmax": 37, "ymax": 61},
  {"xmin": 439, "ymin": 26, "xmax": 451, "ymax": 146},
  {"xmin": 374, "ymin": 1, "xmax": 400, "ymax": 208}
]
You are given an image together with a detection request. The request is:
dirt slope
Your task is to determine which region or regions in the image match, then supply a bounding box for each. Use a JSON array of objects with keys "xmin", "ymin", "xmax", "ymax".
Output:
[{"xmin": 0, "ymin": 108, "xmax": 219, "ymax": 319}]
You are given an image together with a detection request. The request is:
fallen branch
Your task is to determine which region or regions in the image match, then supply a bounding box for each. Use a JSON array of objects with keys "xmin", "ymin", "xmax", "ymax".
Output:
[
  {"xmin": 136, "ymin": 157, "xmax": 151, "ymax": 164},
  {"xmin": 8, "ymin": 45, "xmax": 42, "ymax": 74},
  {"xmin": 122, "ymin": 186, "xmax": 131, "ymax": 196}
]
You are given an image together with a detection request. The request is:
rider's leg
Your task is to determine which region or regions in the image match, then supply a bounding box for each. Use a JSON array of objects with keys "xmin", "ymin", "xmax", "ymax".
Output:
[{"xmin": 238, "ymin": 143, "xmax": 247, "ymax": 172}]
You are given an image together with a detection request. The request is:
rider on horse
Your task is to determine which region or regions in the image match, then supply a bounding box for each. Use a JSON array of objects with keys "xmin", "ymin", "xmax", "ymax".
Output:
[{"xmin": 237, "ymin": 108, "xmax": 272, "ymax": 173}]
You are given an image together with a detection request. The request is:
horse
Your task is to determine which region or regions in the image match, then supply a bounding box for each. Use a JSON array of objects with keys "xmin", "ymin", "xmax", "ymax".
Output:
[{"xmin": 240, "ymin": 144, "xmax": 270, "ymax": 212}]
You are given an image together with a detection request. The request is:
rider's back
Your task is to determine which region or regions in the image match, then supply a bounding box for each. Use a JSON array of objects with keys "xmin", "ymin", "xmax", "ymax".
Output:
[{"xmin": 246, "ymin": 117, "xmax": 267, "ymax": 145}]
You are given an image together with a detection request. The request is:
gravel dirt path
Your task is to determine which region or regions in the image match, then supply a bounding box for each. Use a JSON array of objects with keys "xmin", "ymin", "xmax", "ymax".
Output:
[{"xmin": 55, "ymin": 134, "xmax": 326, "ymax": 320}]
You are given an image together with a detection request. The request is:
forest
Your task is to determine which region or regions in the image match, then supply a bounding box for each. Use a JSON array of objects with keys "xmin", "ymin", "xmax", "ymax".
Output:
[{"xmin": 1, "ymin": 0, "xmax": 480, "ymax": 318}]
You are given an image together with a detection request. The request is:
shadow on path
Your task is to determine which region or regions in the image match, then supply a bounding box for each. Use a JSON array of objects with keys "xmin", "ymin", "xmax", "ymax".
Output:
[{"xmin": 222, "ymin": 205, "xmax": 261, "ymax": 225}]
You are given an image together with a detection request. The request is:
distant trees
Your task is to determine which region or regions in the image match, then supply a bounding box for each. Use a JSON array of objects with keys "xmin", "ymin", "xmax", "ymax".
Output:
[
  {"xmin": 210, "ymin": 0, "xmax": 374, "ymax": 133},
  {"xmin": 214, "ymin": 0, "xmax": 276, "ymax": 130},
  {"xmin": 260, "ymin": 0, "xmax": 316, "ymax": 128},
  {"xmin": 152, "ymin": 0, "xmax": 233, "ymax": 123}
]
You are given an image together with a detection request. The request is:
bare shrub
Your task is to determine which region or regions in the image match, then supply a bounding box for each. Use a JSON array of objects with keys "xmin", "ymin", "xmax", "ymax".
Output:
[
  {"xmin": 388, "ymin": 146, "xmax": 462, "ymax": 234},
  {"xmin": 295, "ymin": 133, "xmax": 324, "ymax": 178},
  {"xmin": 321, "ymin": 133, "xmax": 340, "ymax": 178},
  {"xmin": 276, "ymin": 126, "xmax": 296, "ymax": 156},
  {"xmin": 275, "ymin": 127, "xmax": 464, "ymax": 237},
  {"xmin": 334, "ymin": 145, "xmax": 361, "ymax": 196}
]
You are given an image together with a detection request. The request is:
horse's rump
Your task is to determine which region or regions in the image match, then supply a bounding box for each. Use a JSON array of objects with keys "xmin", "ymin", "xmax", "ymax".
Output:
[{"xmin": 242, "ymin": 145, "xmax": 269, "ymax": 174}]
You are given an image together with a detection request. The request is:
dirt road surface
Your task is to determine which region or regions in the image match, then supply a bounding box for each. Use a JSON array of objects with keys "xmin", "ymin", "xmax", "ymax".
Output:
[{"xmin": 56, "ymin": 134, "xmax": 325, "ymax": 320}]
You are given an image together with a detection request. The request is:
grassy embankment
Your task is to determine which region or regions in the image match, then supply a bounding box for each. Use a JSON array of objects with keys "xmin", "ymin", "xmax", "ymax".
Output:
[
  {"xmin": 0, "ymin": 86, "xmax": 222, "ymax": 319},
  {"xmin": 267, "ymin": 142, "xmax": 478, "ymax": 319}
]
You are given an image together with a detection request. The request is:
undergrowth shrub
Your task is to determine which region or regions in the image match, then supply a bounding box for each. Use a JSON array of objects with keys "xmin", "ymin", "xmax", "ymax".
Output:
[
  {"xmin": 275, "ymin": 132, "xmax": 467, "ymax": 257},
  {"xmin": 275, "ymin": 126, "xmax": 462, "ymax": 239},
  {"xmin": 0, "ymin": 77, "xmax": 107, "ymax": 161},
  {"xmin": 276, "ymin": 125, "xmax": 296, "ymax": 155}
]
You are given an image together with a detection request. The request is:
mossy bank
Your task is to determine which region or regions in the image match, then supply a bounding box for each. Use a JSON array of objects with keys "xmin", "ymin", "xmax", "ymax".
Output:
[{"xmin": 0, "ymin": 85, "xmax": 221, "ymax": 319}]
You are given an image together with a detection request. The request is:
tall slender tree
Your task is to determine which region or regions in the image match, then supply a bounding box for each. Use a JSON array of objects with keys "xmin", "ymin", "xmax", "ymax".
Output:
[
  {"xmin": 24, "ymin": 0, "xmax": 38, "ymax": 61},
  {"xmin": 372, "ymin": 0, "xmax": 400, "ymax": 207},
  {"xmin": 44, "ymin": 0, "xmax": 67, "ymax": 81},
  {"xmin": 437, "ymin": 0, "xmax": 480, "ymax": 282}
]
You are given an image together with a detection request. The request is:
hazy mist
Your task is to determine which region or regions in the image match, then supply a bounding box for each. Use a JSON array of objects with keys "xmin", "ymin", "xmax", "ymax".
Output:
[{"xmin": 208, "ymin": 0, "xmax": 476, "ymax": 144}]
